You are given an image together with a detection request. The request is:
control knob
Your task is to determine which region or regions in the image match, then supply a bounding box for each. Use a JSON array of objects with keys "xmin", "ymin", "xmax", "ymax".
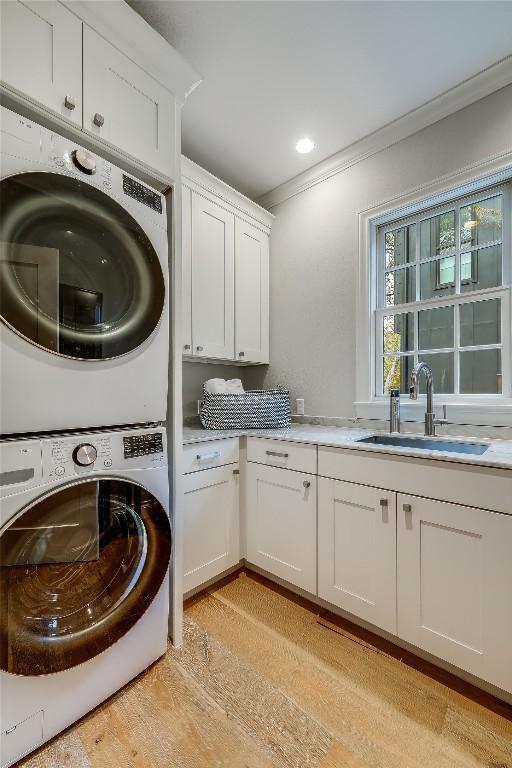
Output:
[
  {"xmin": 72, "ymin": 443, "xmax": 97, "ymax": 466},
  {"xmin": 72, "ymin": 148, "xmax": 96, "ymax": 175}
]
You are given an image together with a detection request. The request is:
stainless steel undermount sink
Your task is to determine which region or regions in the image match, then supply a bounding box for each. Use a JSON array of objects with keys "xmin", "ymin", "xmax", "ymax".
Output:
[{"xmin": 356, "ymin": 434, "xmax": 489, "ymax": 456}]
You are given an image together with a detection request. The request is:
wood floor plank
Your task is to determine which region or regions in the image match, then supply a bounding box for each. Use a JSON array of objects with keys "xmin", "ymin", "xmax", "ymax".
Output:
[
  {"xmin": 210, "ymin": 572, "xmax": 512, "ymax": 731},
  {"xmin": 171, "ymin": 614, "xmax": 333, "ymax": 768},
  {"xmin": 186, "ymin": 582, "xmax": 485, "ymax": 768},
  {"xmin": 14, "ymin": 731, "xmax": 92, "ymax": 768},
  {"xmin": 16, "ymin": 569, "xmax": 512, "ymax": 768}
]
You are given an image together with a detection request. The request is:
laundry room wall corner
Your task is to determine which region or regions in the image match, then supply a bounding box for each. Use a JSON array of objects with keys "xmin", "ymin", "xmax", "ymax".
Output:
[{"xmin": 168, "ymin": 106, "xmax": 184, "ymax": 648}]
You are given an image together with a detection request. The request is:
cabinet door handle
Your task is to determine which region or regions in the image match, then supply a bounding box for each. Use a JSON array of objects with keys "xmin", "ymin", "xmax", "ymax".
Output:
[
  {"xmin": 303, "ymin": 480, "xmax": 311, "ymax": 489},
  {"xmin": 233, "ymin": 468, "xmax": 240, "ymax": 476},
  {"xmin": 183, "ymin": 344, "xmax": 191, "ymax": 351},
  {"xmin": 403, "ymin": 503, "xmax": 412, "ymax": 513},
  {"xmin": 238, "ymin": 351, "xmax": 245, "ymax": 357},
  {"xmin": 64, "ymin": 95, "xmax": 75, "ymax": 110},
  {"xmin": 266, "ymin": 450, "xmax": 288, "ymax": 458},
  {"xmin": 93, "ymin": 112, "xmax": 105, "ymax": 127},
  {"xmin": 196, "ymin": 345, "xmax": 203, "ymax": 352},
  {"xmin": 379, "ymin": 498, "xmax": 388, "ymax": 507},
  {"xmin": 196, "ymin": 450, "xmax": 221, "ymax": 462}
]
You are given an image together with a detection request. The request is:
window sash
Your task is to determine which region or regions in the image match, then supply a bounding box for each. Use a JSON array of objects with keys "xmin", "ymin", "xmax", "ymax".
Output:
[
  {"xmin": 377, "ymin": 185, "xmax": 509, "ymax": 309},
  {"xmin": 374, "ymin": 181, "xmax": 510, "ymax": 399}
]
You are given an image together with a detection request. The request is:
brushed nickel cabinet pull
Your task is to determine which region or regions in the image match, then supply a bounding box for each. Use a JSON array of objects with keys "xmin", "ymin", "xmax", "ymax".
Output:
[
  {"xmin": 64, "ymin": 95, "xmax": 75, "ymax": 110},
  {"xmin": 379, "ymin": 498, "xmax": 388, "ymax": 507},
  {"xmin": 93, "ymin": 112, "xmax": 105, "ymax": 127},
  {"xmin": 196, "ymin": 345, "xmax": 204, "ymax": 352},
  {"xmin": 303, "ymin": 480, "xmax": 311, "ymax": 489},
  {"xmin": 184, "ymin": 344, "xmax": 191, "ymax": 351},
  {"xmin": 266, "ymin": 450, "xmax": 288, "ymax": 458},
  {"xmin": 403, "ymin": 503, "xmax": 412, "ymax": 513}
]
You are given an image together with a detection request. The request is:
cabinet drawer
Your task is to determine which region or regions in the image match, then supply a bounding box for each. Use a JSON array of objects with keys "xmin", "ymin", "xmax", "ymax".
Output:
[
  {"xmin": 183, "ymin": 438, "xmax": 239, "ymax": 474},
  {"xmin": 247, "ymin": 438, "xmax": 317, "ymax": 474}
]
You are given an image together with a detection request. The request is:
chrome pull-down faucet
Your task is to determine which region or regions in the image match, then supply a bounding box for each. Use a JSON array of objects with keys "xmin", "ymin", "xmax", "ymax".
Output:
[{"xmin": 409, "ymin": 362, "xmax": 448, "ymax": 436}]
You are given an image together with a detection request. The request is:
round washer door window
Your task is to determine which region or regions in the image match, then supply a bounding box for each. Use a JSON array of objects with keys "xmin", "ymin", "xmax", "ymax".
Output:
[
  {"xmin": 0, "ymin": 479, "xmax": 171, "ymax": 676},
  {"xmin": 0, "ymin": 172, "xmax": 165, "ymax": 360}
]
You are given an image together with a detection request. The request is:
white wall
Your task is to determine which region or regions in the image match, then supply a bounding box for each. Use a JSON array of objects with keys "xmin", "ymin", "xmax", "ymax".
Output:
[{"xmin": 255, "ymin": 85, "xmax": 512, "ymax": 418}]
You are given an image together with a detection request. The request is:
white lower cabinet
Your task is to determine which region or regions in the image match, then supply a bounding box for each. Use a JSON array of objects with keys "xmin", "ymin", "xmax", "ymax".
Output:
[
  {"xmin": 245, "ymin": 462, "xmax": 317, "ymax": 593},
  {"xmin": 183, "ymin": 464, "xmax": 240, "ymax": 593},
  {"xmin": 318, "ymin": 479, "xmax": 397, "ymax": 634},
  {"xmin": 397, "ymin": 493, "xmax": 512, "ymax": 693}
]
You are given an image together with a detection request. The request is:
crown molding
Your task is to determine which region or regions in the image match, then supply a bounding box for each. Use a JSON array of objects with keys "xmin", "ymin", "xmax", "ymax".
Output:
[
  {"xmin": 182, "ymin": 155, "xmax": 275, "ymax": 232},
  {"xmin": 258, "ymin": 55, "xmax": 512, "ymax": 210}
]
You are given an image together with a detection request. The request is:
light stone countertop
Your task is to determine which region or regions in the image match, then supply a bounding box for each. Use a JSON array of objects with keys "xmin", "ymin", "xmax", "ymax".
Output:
[{"xmin": 182, "ymin": 423, "xmax": 512, "ymax": 471}]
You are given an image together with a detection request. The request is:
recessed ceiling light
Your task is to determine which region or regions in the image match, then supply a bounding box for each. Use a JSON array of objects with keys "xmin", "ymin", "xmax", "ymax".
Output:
[{"xmin": 295, "ymin": 137, "xmax": 315, "ymax": 154}]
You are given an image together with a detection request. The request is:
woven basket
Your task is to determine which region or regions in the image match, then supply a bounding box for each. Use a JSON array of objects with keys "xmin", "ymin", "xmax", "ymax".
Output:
[{"xmin": 199, "ymin": 388, "xmax": 290, "ymax": 429}]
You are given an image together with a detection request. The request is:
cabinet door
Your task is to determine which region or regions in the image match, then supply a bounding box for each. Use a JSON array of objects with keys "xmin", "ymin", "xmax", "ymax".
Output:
[
  {"xmin": 191, "ymin": 193, "xmax": 235, "ymax": 360},
  {"xmin": 82, "ymin": 26, "xmax": 175, "ymax": 178},
  {"xmin": 318, "ymin": 479, "xmax": 397, "ymax": 634},
  {"xmin": 183, "ymin": 465, "xmax": 240, "ymax": 593},
  {"xmin": 397, "ymin": 494, "xmax": 512, "ymax": 693},
  {"xmin": 181, "ymin": 185, "xmax": 193, "ymax": 354},
  {"xmin": 234, "ymin": 218, "xmax": 269, "ymax": 363},
  {"xmin": 0, "ymin": 0, "xmax": 82, "ymax": 126},
  {"xmin": 245, "ymin": 463, "xmax": 316, "ymax": 593}
]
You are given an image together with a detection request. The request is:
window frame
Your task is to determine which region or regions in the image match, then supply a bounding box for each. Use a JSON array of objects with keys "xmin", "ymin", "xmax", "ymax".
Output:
[
  {"xmin": 355, "ymin": 161, "xmax": 512, "ymax": 425},
  {"xmin": 375, "ymin": 184, "xmax": 510, "ymax": 400}
]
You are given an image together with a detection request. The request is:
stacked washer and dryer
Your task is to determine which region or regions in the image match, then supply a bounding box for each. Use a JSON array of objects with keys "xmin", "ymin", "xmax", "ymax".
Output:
[{"xmin": 0, "ymin": 107, "xmax": 172, "ymax": 767}]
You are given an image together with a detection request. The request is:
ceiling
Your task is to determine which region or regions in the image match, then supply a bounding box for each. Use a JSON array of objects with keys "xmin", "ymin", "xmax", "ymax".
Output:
[{"xmin": 128, "ymin": 1, "xmax": 512, "ymax": 201}]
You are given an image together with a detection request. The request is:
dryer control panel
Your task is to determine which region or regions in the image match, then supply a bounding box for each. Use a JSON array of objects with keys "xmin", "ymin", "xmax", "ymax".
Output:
[{"xmin": 41, "ymin": 428, "xmax": 166, "ymax": 482}]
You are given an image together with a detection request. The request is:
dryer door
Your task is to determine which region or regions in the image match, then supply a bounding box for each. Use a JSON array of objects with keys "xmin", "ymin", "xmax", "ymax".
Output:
[
  {"xmin": 0, "ymin": 172, "xmax": 165, "ymax": 360},
  {"xmin": 0, "ymin": 478, "xmax": 171, "ymax": 675}
]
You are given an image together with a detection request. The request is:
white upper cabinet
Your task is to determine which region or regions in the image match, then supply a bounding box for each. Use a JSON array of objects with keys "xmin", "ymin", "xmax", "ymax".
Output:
[
  {"xmin": 0, "ymin": 1, "xmax": 82, "ymax": 126},
  {"xmin": 235, "ymin": 218, "xmax": 269, "ymax": 364},
  {"xmin": 182, "ymin": 157, "xmax": 274, "ymax": 364},
  {"xmin": 191, "ymin": 192, "xmax": 235, "ymax": 360},
  {"xmin": 318, "ymin": 478, "xmax": 397, "ymax": 634},
  {"xmin": 397, "ymin": 493, "xmax": 512, "ymax": 693},
  {"xmin": 82, "ymin": 26, "xmax": 175, "ymax": 177},
  {"xmin": 1, "ymin": 1, "xmax": 200, "ymax": 182}
]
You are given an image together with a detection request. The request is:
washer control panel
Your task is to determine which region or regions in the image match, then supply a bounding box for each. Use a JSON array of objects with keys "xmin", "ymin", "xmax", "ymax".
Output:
[
  {"xmin": 123, "ymin": 432, "xmax": 163, "ymax": 459},
  {"xmin": 123, "ymin": 174, "xmax": 163, "ymax": 213},
  {"xmin": 41, "ymin": 428, "xmax": 166, "ymax": 482}
]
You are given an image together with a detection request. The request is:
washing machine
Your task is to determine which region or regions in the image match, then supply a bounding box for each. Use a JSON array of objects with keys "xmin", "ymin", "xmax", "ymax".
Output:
[
  {"xmin": 0, "ymin": 424, "xmax": 171, "ymax": 768},
  {"xmin": 0, "ymin": 106, "xmax": 170, "ymax": 435}
]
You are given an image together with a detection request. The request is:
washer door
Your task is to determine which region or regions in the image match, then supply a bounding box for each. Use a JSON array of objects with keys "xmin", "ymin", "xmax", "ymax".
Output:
[
  {"xmin": 0, "ymin": 172, "xmax": 165, "ymax": 360},
  {"xmin": 0, "ymin": 479, "xmax": 171, "ymax": 675}
]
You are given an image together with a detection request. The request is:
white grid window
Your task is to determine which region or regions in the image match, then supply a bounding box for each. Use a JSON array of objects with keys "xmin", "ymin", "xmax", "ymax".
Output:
[{"xmin": 376, "ymin": 184, "xmax": 511, "ymax": 399}]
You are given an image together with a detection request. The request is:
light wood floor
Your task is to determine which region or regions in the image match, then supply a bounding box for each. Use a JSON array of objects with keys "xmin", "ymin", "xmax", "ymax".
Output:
[{"xmin": 18, "ymin": 569, "xmax": 512, "ymax": 768}]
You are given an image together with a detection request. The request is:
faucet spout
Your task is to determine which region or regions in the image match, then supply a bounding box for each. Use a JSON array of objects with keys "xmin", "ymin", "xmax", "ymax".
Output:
[{"xmin": 409, "ymin": 362, "xmax": 437, "ymax": 436}]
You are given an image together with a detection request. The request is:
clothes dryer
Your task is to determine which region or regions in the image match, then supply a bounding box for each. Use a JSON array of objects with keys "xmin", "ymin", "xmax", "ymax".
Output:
[{"xmin": 0, "ymin": 106, "xmax": 169, "ymax": 434}]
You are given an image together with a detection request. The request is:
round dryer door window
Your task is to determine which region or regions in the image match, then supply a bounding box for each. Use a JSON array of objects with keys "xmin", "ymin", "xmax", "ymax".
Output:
[
  {"xmin": 0, "ymin": 172, "xmax": 165, "ymax": 359},
  {"xmin": 0, "ymin": 479, "xmax": 171, "ymax": 676}
]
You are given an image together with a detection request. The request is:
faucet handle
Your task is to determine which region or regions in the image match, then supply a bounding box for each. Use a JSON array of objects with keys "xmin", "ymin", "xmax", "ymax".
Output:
[{"xmin": 435, "ymin": 404, "xmax": 449, "ymax": 427}]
